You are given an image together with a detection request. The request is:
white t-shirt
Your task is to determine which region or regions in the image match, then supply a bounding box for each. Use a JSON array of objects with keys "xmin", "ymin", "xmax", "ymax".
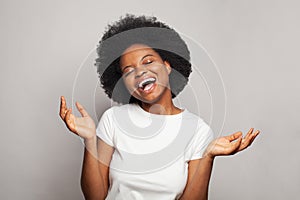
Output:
[{"xmin": 96, "ymin": 103, "xmax": 214, "ymax": 200}]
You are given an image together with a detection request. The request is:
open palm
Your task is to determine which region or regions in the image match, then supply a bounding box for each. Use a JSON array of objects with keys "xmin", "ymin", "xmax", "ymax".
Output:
[
  {"xmin": 204, "ymin": 128, "xmax": 260, "ymax": 158},
  {"xmin": 59, "ymin": 96, "xmax": 96, "ymax": 140}
]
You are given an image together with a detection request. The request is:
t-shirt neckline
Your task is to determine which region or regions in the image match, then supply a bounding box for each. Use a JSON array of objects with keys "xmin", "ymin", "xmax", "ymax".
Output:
[{"xmin": 132, "ymin": 103, "xmax": 186, "ymax": 118}]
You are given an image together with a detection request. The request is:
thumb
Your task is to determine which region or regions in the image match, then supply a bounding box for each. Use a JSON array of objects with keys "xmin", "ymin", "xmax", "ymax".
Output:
[
  {"xmin": 225, "ymin": 131, "xmax": 242, "ymax": 142},
  {"xmin": 231, "ymin": 136, "xmax": 243, "ymax": 154},
  {"xmin": 76, "ymin": 101, "xmax": 89, "ymax": 117}
]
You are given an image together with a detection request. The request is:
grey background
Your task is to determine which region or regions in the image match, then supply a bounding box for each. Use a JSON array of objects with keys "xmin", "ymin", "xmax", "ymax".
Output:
[{"xmin": 1, "ymin": 0, "xmax": 299, "ymax": 199}]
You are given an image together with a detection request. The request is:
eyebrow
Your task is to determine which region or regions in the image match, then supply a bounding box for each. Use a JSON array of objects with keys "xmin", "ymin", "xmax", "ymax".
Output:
[
  {"xmin": 121, "ymin": 54, "xmax": 154, "ymax": 72},
  {"xmin": 141, "ymin": 54, "xmax": 154, "ymax": 61}
]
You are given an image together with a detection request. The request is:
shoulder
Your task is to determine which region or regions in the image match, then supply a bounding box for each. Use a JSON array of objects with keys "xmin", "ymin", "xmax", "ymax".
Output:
[
  {"xmin": 183, "ymin": 109, "xmax": 205, "ymax": 127},
  {"xmin": 183, "ymin": 109, "xmax": 214, "ymax": 137}
]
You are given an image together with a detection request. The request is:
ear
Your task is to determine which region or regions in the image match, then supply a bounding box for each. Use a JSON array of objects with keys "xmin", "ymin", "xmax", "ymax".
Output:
[{"xmin": 164, "ymin": 61, "xmax": 172, "ymax": 75}]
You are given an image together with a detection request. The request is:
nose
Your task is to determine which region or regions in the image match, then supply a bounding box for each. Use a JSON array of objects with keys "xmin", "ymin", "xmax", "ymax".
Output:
[{"xmin": 135, "ymin": 65, "xmax": 147, "ymax": 78}]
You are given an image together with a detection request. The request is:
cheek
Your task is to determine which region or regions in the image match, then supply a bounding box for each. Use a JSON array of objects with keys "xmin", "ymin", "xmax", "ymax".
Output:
[
  {"xmin": 153, "ymin": 64, "xmax": 169, "ymax": 74},
  {"xmin": 155, "ymin": 67, "xmax": 170, "ymax": 83},
  {"xmin": 122, "ymin": 78, "xmax": 135, "ymax": 92}
]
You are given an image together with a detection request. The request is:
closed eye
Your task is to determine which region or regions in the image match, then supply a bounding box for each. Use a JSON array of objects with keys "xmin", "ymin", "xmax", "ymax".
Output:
[
  {"xmin": 143, "ymin": 59, "xmax": 153, "ymax": 65},
  {"xmin": 146, "ymin": 60, "xmax": 153, "ymax": 64},
  {"xmin": 122, "ymin": 67, "xmax": 134, "ymax": 77}
]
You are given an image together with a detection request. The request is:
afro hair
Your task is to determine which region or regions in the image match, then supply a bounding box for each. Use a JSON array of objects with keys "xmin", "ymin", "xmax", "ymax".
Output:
[{"xmin": 95, "ymin": 14, "xmax": 192, "ymax": 104}]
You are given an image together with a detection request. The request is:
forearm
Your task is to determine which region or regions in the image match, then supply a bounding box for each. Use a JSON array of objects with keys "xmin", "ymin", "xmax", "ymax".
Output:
[
  {"xmin": 81, "ymin": 136, "xmax": 107, "ymax": 200},
  {"xmin": 180, "ymin": 156, "xmax": 215, "ymax": 200}
]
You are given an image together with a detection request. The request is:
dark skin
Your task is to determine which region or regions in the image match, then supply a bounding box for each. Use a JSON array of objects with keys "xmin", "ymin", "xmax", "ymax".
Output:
[{"xmin": 59, "ymin": 44, "xmax": 260, "ymax": 200}]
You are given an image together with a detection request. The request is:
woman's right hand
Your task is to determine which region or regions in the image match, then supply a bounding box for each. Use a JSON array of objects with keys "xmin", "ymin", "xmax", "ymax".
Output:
[{"xmin": 59, "ymin": 96, "xmax": 96, "ymax": 140}]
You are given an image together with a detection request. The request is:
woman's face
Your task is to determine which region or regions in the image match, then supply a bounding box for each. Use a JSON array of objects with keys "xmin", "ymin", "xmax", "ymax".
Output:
[{"xmin": 120, "ymin": 44, "xmax": 172, "ymax": 104}]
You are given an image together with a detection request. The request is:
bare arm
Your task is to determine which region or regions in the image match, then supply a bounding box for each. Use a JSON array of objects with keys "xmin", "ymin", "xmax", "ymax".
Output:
[
  {"xmin": 179, "ymin": 128, "xmax": 260, "ymax": 200},
  {"xmin": 179, "ymin": 156, "xmax": 214, "ymax": 200},
  {"xmin": 81, "ymin": 136, "xmax": 113, "ymax": 200},
  {"xmin": 59, "ymin": 96, "xmax": 113, "ymax": 200}
]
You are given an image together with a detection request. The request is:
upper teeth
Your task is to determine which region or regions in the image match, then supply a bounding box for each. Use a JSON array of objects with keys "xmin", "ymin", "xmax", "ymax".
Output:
[{"xmin": 138, "ymin": 78, "xmax": 156, "ymax": 88}]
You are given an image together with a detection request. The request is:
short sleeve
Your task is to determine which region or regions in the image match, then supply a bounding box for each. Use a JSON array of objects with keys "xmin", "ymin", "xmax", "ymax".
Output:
[
  {"xmin": 96, "ymin": 108, "xmax": 114, "ymax": 147},
  {"xmin": 189, "ymin": 122, "xmax": 214, "ymax": 160}
]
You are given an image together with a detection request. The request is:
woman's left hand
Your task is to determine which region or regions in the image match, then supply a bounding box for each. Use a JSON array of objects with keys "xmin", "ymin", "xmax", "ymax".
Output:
[{"xmin": 203, "ymin": 128, "xmax": 260, "ymax": 159}]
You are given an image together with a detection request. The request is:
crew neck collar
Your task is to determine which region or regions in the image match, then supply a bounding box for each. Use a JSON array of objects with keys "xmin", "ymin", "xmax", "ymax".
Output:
[{"xmin": 132, "ymin": 103, "xmax": 186, "ymax": 118}]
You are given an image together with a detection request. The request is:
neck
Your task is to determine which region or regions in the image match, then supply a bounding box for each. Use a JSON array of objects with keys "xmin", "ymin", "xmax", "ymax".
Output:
[{"xmin": 139, "ymin": 89, "xmax": 182, "ymax": 115}]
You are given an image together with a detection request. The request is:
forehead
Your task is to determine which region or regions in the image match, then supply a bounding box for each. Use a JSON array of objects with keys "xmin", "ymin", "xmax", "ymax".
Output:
[{"xmin": 121, "ymin": 44, "xmax": 159, "ymax": 60}]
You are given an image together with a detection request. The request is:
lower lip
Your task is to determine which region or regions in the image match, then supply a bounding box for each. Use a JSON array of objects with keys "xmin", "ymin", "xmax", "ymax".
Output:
[{"xmin": 138, "ymin": 83, "xmax": 156, "ymax": 94}]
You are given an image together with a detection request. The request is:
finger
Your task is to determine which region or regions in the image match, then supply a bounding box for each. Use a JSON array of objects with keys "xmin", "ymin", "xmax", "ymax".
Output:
[
  {"xmin": 242, "ymin": 128, "xmax": 255, "ymax": 142},
  {"xmin": 223, "ymin": 136, "xmax": 242, "ymax": 155},
  {"xmin": 240, "ymin": 132, "xmax": 255, "ymax": 150},
  {"xmin": 60, "ymin": 96, "xmax": 68, "ymax": 119},
  {"xmin": 64, "ymin": 108, "xmax": 71, "ymax": 124},
  {"xmin": 76, "ymin": 101, "xmax": 89, "ymax": 117},
  {"xmin": 248, "ymin": 130, "xmax": 260, "ymax": 146},
  {"xmin": 65, "ymin": 108, "xmax": 77, "ymax": 133},
  {"xmin": 244, "ymin": 128, "xmax": 254, "ymax": 139},
  {"xmin": 240, "ymin": 129, "xmax": 260, "ymax": 151},
  {"xmin": 254, "ymin": 130, "xmax": 260, "ymax": 136},
  {"xmin": 230, "ymin": 136, "xmax": 243, "ymax": 154},
  {"xmin": 60, "ymin": 96, "xmax": 67, "ymax": 108},
  {"xmin": 224, "ymin": 131, "xmax": 243, "ymax": 142}
]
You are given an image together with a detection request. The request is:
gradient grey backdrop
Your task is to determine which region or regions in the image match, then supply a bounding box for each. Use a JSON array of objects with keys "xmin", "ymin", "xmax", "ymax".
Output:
[{"xmin": 1, "ymin": 0, "xmax": 299, "ymax": 199}]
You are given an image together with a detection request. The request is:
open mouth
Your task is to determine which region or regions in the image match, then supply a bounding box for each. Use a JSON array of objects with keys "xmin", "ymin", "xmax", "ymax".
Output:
[{"xmin": 138, "ymin": 77, "xmax": 156, "ymax": 92}]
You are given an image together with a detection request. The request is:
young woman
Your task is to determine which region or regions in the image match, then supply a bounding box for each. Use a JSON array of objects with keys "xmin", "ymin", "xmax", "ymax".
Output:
[{"xmin": 59, "ymin": 14, "xmax": 260, "ymax": 200}]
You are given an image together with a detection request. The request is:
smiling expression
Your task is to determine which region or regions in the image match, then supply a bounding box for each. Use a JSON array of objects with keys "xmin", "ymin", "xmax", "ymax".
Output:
[{"xmin": 120, "ymin": 44, "xmax": 172, "ymax": 104}]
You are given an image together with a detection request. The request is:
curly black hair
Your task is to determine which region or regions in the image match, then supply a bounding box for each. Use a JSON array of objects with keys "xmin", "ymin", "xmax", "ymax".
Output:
[{"xmin": 95, "ymin": 14, "xmax": 192, "ymax": 104}]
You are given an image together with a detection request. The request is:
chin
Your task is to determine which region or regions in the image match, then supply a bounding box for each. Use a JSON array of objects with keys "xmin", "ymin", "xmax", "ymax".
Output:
[
  {"xmin": 127, "ymin": 81, "xmax": 172, "ymax": 104},
  {"xmin": 133, "ymin": 89, "xmax": 170, "ymax": 105},
  {"xmin": 132, "ymin": 95, "xmax": 160, "ymax": 104}
]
